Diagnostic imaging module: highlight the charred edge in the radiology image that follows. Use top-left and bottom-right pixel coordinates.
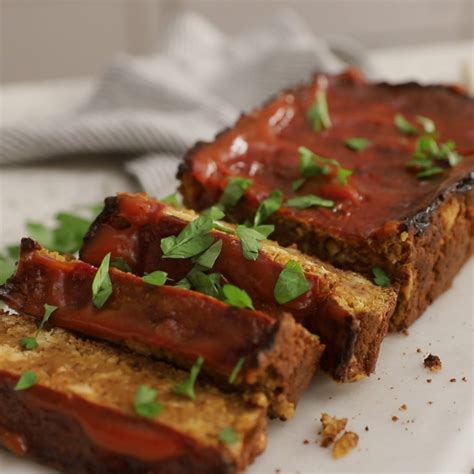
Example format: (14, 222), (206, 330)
(404, 171), (474, 235)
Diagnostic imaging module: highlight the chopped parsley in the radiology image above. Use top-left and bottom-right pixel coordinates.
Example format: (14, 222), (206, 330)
(110, 257), (132, 273)
(20, 303), (57, 350)
(254, 190), (283, 226)
(292, 146), (351, 190)
(416, 167), (444, 179)
(236, 226), (268, 261)
(345, 137), (370, 152)
(92, 253), (113, 309)
(394, 113), (418, 135)
(286, 195), (334, 210)
(218, 177), (252, 209)
(228, 357), (245, 385)
(416, 115), (436, 134)
(186, 269), (223, 299)
(223, 284), (254, 310)
(274, 261), (310, 305)
(372, 267), (391, 287)
(14, 371), (37, 391)
(0, 245), (19, 285)
(133, 384), (163, 418)
(306, 90), (332, 132)
(218, 426), (239, 445)
(161, 193), (180, 206)
(142, 271), (168, 286)
(193, 239), (223, 269)
(172, 356), (204, 400)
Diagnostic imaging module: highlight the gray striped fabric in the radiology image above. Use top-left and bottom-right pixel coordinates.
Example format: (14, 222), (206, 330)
(0, 10), (369, 195)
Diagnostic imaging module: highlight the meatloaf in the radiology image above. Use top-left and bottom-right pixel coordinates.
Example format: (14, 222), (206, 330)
(79, 193), (397, 382)
(0, 311), (267, 473)
(178, 68), (474, 330)
(0, 238), (323, 420)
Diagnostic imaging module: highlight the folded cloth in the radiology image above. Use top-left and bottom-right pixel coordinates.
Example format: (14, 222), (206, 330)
(0, 10), (370, 196)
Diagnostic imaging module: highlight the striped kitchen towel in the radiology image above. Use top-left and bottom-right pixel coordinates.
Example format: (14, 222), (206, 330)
(0, 10), (369, 196)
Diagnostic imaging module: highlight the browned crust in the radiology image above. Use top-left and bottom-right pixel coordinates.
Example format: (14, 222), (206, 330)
(0, 239), (323, 420)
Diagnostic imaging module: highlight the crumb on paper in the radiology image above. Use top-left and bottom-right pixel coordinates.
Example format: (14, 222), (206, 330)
(320, 413), (348, 447)
(450, 378), (456, 383)
(428, 401), (433, 405)
(416, 348), (422, 353)
(424, 354), (442, 372)
(303, 439), (309, 445)
(364, 426), (369, 431)
(392, 416), (399, 422)
(462, 377), (467, 382)
(402, 329), (409, 336)
(332, 431), (359, 459)
(426, 379), (432, 383)
(399, 404), (407, 411)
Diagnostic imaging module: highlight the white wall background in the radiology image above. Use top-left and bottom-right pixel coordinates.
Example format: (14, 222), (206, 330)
(1, 0), (473, 84)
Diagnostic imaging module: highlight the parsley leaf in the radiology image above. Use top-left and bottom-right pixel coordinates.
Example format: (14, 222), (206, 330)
(161, 193), (180, 206)
(228, 357), (245, 385)
(291, 177), (306, 191)
(172, 356), (204, 400)
(20, 303), (58, 350)
(202, 206), (226, 221)
(372, 267), (391, 287)
(110, 257), (132, 273)
(416, 167), (444, 179)
(236, 226), (267, 261)
(187, 269), (223, 299)
(223, 284), (254, 310)
(175, 278), (191, 289)
(394, 114), (418, 135)
(92, 253), (113, 308)
(219, 177), (252, 209)
(14, 371), (37, 391)
(134, 384), (163, 418)
(218, 426), (239, 445)
(345, 137), (370, 151)
(416, 115), (436, 134)
(274, 261), (310, 304)
(160, 215), (215, 259)
(143, 271), (168, 286)
(254, 191), (283, 226)
(337, 168), (353, 186)
(194, 240), (223, 269)
(306, 90), (332, 132)
(287, 195), (334, 209)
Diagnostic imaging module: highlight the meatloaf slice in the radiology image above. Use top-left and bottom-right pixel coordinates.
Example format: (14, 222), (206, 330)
(0, 238), (323, 420)
(79, 193), (396, 382)
(0, 311), (267, 473)
(178, 68), (474, 329)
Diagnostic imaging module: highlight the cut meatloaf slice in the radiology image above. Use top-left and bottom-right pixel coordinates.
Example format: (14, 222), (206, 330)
(0, 311), (267, 473)
(79, 193), (396, 382)
(178, 69), (474, 330)
(0, 238), (322, 420)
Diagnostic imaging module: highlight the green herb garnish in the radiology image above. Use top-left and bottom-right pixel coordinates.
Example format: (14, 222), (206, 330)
(202, 206), (226, 221)
(14, 371), (37, 391)
(92, 253), (113, 308)
(254, 190), (283, 226)
(416, 115), (436, 134)
(345, 137), (370, 151)
(274, 260), (310, 305)
(20, 303), (58, 350)
(337, 168), (353, 186)
(143, 271), (168, 286)
(187, 269), (223, 299)
(306, 90), (332, 132)
(236, 226), (268, 261)
(161, 193), (180, 206)
(394, 113), (418, 135)
(194, 240), (223, 269)
(172, 356), (204, 400)
(110, 257), (132, 273)
(372, 267), (391, 287)
(134, 384), (163, 418)
(160, 215), (215, 259)
(286, 195), (334, 210)
(218, 177), (252, 209)
(218, 426), (239, 445)
(228, 357), (245, 385)
(416, 167), (444, 179)
(0, 245), (20, 285)
(223, 284), (254, 310)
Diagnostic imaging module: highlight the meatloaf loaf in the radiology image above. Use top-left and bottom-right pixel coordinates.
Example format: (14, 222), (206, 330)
(79, 193), (397, 382)
(178, 68), (474, 330)
(0, 238), (323, 420)
(0, 311), (267, 473)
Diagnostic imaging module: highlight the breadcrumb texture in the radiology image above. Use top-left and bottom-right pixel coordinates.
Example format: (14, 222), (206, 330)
(0, 312), (267, 473)
(424, 354), (442, 372)
(332, 432), (359, 459)
(320, 413), (348, 448)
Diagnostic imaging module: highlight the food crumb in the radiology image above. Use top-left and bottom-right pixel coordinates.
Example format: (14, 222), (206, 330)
(332, 432), (359, 459)
(462, 377), (467, 382)
(391, 416), (399, 422)
(402, 329), (409, 336)
(428, 401), (433, 405)
(364, 426), (369, 431)
(426, 379), (432, 383)
(320, 413), (348, 447)
(424, 354), (442, 372)
(399, 404), (407, 411)
(450, 378), (456, 383)
(303, 439), (309, 445)
(416, 348), (422, 353)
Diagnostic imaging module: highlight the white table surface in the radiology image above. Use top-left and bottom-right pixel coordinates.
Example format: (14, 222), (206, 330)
(0, 42), (473, 473)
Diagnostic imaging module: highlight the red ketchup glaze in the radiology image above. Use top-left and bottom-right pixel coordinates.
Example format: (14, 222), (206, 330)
(187, 70), (474, 241)
(0, 425), (27, 456)
(80, 193), (333, 325)
(0, 243), (277, 376)
(0, 373), (203, 463)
